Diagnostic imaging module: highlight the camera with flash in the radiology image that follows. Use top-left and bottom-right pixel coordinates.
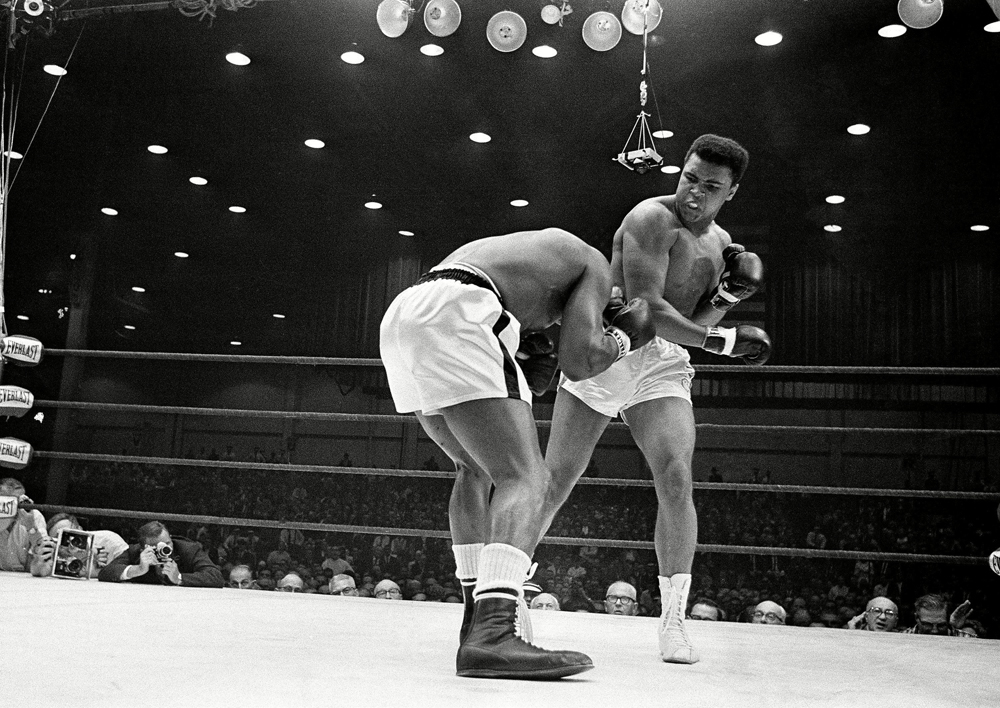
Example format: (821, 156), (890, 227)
(616, 147), (663, 174)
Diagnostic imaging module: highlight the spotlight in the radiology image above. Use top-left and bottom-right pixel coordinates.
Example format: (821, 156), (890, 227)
(486, 11), (527, 53)
(582, 12), (622, 51)
(424, 0), (461, 37)
(377, 0), (414, 38)
(621, 0), (662, 35)
(897, 0), (943, 29)
(23, 0), (44, 17)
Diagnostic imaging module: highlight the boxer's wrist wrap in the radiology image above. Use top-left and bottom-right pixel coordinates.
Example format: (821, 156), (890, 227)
(710, 286), (741, 310)
(605, 326), (631, 361)
(703, 326), (736, 356)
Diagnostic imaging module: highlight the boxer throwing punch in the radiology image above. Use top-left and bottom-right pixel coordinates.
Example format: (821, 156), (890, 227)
(379, 227), (656, 680)
(542, 134), (771, 664)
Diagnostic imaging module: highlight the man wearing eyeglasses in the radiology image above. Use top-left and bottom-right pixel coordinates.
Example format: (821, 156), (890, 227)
(750, 600), (786, 625)
(276, 572), (305, 592)
(604, 581), (640, 617)
(847, 596), (898, 632)
(373, 578), (403, 600)
(901, 593), (964, 636)
(329, 574), (360, 597)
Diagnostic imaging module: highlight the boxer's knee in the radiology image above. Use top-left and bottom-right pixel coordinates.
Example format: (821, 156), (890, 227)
(652, 459), (694, 501)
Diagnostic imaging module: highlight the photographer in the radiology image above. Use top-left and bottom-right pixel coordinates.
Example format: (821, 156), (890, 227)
(98, 520), (223, 588)
(42, 513), (129, 579)
(0, 477), (50, 576)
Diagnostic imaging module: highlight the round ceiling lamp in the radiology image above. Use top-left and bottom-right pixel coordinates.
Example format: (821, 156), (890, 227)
(424, 0), (461, 37)
(487, 11), (527, 52)
(541, 4), (562, 24)
(621, 0), (662, 36)
(582, 12), (622, 52)
(376, 0), (414, 38)
(897, 0), (943, 29)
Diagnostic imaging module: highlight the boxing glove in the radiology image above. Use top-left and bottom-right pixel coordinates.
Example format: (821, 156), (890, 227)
(515, 332), (560, 397)
(703, 325), (771, 365)
(603, 288), (656, 360)
(708, 245), (763, 312)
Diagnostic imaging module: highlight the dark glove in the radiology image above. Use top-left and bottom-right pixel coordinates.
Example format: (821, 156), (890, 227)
(515, 332), (559, 397)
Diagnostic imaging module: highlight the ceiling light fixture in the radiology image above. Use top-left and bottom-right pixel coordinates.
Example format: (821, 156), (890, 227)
(582, 11), (622, 51)
(341, 51), (365, 65)
(131, 286), (146, 293)
(652, 130), (673, 139)
(399, 230), (414, 236)
(897, 0), (943, 29)
(621, 0), (661, 35)
(986, 21), (1000, 33)
(660, 165), (680, 174)
(304, 139), (325, 149)
(101, 207), (118, 216)
(229, 206), (246, 213)
(124, 325), (136, 330)
(755, 31), (783, 46)
(541, 2), (573, 26)
(826, 195), (845, 204)
(377, 0), (414, 37)
(365, 201), (383, 209)
(847, 124), (871, 135)
(878, 24), (907, 38)
(510, 199), (529, 207)
(189, 176), (208, 185)
(16, 315), (28, 321)
(230, 341), (242, 346)
(487, 10), (528, 52)
(3, 150), (23, 159)
(824, 225), (842, 233)
(420, 44), (444, 56)
(469, 132), (491, 143)
(43, 65), (67, 76)
(147, 145), (168, 154)
(424, 0), (461, 37)
(532, 45), (558, 58)
(273, 313), (286, 319)
(174, 251), (189, 258)
(970, 225), (990, 232)
(225, 52), (250, 66)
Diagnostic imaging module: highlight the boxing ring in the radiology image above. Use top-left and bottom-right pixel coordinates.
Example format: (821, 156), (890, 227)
(4, 349), (1000, 707)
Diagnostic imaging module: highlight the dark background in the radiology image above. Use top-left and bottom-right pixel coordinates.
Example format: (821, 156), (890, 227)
(3, 0), (999, 364)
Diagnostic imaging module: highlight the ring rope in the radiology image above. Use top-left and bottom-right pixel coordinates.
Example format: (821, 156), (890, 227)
(25, 504), (985, 565)
(40, 350), (1000, 376)
(33, 451), (1000, 501)
(32, 400), (1000, 437)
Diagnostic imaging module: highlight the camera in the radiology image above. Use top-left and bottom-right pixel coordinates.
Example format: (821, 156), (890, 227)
(152, 542), (173, 563)
(55, 557), (83, 575)
(615, 147), (663, 174)
(51, 528), (94, 580)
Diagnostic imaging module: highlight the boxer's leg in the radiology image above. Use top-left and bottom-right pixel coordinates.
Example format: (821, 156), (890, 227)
(416, 412), (491, 644)
(624, 396), (700, 664)
(540, 387), (612, 543)
(438, 397), (593, 679)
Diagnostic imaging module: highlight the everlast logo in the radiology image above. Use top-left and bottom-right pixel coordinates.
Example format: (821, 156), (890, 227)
(0, 441), (29, 462)
(3, 339), (41, 361)
(0, 387), (31, 405)
(0, 495), (16, 518)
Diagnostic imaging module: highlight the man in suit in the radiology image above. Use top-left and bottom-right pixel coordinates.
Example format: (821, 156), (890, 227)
(98, 520), (223, 587)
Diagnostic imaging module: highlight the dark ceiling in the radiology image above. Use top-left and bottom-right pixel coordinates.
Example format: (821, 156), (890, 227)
(3, 0), (999, 356)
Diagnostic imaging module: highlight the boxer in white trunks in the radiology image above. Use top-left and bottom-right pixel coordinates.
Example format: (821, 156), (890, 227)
(541, 135), (772, 664)
(379, 226), (656, 679)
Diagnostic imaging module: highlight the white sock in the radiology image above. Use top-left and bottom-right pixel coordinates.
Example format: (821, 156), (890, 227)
(452, 543), (483, 585)
(659, 573), (692, 617)
(474, 543), (531, 601)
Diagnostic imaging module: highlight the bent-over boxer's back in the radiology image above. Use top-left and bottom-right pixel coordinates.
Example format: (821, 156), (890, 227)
(441, 228), (601, 331)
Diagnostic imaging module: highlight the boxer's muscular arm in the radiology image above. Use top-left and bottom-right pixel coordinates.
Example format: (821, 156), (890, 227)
(621, 205), (709, 347)
(558, 247), (624, 381)
(690, 229), (735, 327)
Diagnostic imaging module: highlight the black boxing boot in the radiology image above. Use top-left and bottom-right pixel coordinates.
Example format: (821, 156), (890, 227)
(459, 580), (476, 645)
(456, 596), (594, 679)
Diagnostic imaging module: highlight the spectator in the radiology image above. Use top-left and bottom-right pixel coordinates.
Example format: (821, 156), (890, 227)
(227, 564), (258, 590)
(523, 580), (543, 606)
(0, 478), (49, 575)
(848, 596), (899, 632)
(530, 593), (560, 611)
(337, 453), (353, 467)
(374, 578), (402, 600)
(751, 600), (787, 625)
(604, 581), (639, 617)
(276, 572), (304, 592)
(901, 594), (953, 635)
(329, 574), (359, 596)
(98, 520), (223, 587)
(955, 619), (986, 639)
(321, 547), (353, 576)
(45, 512), (129, 579)
(689, 598), (726, 622)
